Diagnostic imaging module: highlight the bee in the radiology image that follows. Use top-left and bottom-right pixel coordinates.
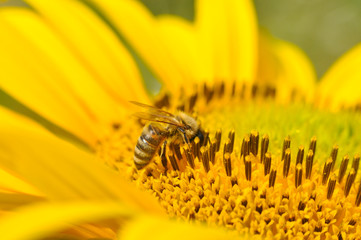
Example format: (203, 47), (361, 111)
(131, 101), (204, 170)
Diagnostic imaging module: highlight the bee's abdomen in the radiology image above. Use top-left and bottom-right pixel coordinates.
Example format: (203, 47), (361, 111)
(134, 124), (166, 170)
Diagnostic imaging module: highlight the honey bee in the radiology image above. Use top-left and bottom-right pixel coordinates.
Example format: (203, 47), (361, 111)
(131, 101), (204, 170)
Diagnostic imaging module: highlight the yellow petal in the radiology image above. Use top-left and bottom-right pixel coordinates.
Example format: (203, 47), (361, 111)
(257, 32), (316, 103)
(0, 8), (125, 146)
(195, 0), (258, 82)
(64, 223), (117, 239)
(120, 215), (254, 240)
(156, 15), (201, 88)
(0, 192), (43, 211)
(25, 0), (150, 105)
(0, 107), (164, 215)
(0, 167), (42, 196)
(317, 42), (361, 110)
(93, 0), (185, 94)
(0, 201), (135, 240)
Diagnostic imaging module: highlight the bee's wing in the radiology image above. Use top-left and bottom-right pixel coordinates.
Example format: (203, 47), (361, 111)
(130, 101), (174, 117)
(133, 112), (184, 127)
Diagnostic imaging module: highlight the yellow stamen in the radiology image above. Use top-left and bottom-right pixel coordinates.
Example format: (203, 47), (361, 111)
(97, 82), (361, 238)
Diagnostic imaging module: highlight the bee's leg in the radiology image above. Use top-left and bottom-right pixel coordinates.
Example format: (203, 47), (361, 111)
(178, 128), (190, 144)
(159, 140), (167, 157)
(160, 141), (168, 169)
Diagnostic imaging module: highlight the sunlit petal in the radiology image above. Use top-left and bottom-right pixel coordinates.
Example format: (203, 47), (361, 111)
(0, 193), (44, 211)
(317, 42), (361, 110)
(25, 0), (150, 105)
(157, 15), (202, 87)
(257, 32), (316, 102)
(92, 0), (185, 94)
(120, 215), (253, 240)
(0, 8), (125, 146)
(0, 167), (42, 196)
(195, 0), (258, 82)
(0, 201), (134, 240)
(0, 107), (164, 215)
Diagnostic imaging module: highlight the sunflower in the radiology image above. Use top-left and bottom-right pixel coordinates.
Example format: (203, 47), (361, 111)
(0, 0), (361, 239)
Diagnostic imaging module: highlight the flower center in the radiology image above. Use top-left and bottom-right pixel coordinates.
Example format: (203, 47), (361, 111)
(96, 82), (361, 238)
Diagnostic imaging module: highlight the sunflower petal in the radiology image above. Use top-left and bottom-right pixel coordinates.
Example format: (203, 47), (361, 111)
(317, 42), (361, 110)
(25, 0), (150, 105)
(0, 8), (125, 146)
(0, 192), (44, 210)
(0, 201), (135, 240)
(120, 215), (254, 240)
(92, 0), (185, 93)
(257, 32), (316, 103)
(0, 167), (43, 196)
(0, 107), (164, 215)
(195, 0), (258, 82)
(156, 15), (201, 87)
(63, 223), (117, 239)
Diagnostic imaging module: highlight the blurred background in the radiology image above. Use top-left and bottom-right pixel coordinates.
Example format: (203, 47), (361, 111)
(140, 0), (361, 79)
(1, 0), (361, 78)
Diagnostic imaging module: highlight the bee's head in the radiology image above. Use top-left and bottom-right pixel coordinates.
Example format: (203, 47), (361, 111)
(191, 128), (205, 145)
(177, 112), (205, 144)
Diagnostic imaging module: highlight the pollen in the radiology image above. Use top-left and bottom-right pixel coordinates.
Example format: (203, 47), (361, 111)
(137, 132), (361, 239)
(96, 82), (361, 239)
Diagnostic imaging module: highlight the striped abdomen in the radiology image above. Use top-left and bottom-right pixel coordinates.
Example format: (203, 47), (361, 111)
(134, 124), (167, 169)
